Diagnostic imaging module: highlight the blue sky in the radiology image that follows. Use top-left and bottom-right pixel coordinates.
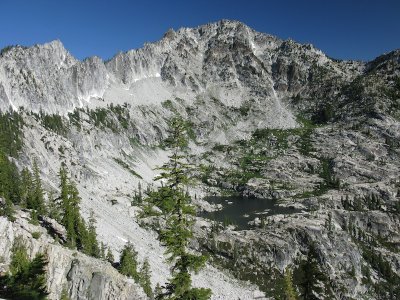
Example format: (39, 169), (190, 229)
(1, 0), (399, 61)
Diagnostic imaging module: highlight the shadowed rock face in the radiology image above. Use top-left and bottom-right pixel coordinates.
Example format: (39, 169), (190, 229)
(0, 20), (399, 300)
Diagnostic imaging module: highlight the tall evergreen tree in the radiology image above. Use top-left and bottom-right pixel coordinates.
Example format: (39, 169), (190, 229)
(47, 191), (61, 223)
(299, 244), (327, 300)
(275, 267), (298, 300)
(139, 258), (153, 299)
(148, 116), (211, 300)
(0, 196), (15, 220)
(0, 111), (23, 219)
(283, 268), (298, 300)
(58, 166), (99, 256)
(20, 167), (34, 207)
(32, 159), (46, 215)
(119, 242), (139, 281)
(60, 176), (80, 248)
(0, 150), (20, 219)
(83, 210), (100, 258)
(106, 247), (115, 264)
(0, 111), (24, 158)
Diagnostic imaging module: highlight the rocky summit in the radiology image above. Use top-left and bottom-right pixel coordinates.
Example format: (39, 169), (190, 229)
(0, 20), (399, 299)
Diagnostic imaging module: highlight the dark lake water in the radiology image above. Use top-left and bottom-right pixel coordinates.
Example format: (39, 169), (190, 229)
(199, 195), (299, 230)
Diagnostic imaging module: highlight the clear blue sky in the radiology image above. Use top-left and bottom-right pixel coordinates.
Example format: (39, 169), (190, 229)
(1, 0), (399, 61)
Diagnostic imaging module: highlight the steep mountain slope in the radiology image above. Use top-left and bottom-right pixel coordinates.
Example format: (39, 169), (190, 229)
(0, 20), (399, 299)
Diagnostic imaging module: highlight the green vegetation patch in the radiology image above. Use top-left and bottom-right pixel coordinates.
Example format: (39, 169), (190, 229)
(0, 111), (24, 157)
(113, 158), (143, 179)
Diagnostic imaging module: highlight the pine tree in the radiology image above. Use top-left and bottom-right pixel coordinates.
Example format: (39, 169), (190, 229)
(83, 210), (100, 257)
(106, 247), (115, 264)
(155, 283), (163, 297)
(61, 178), (80, 248)
(9, 236), (30, 275)
(0, 150), (20, 220)
(132, 182), (143, 205)
(0, 237), (49, 300)
(139, 258), (153, 299)
(148, 116), (211, 300)
(32, 159), (46, 215)
(283, 268), (298, 300)
(58, 166), (99, 256)
(299, 244), (327, 300)
(59, 166), (69, 210)
(100, 242), (106, 259)
(0, 196), (15, 221)
(119, 242), (139, 281)
(20, 167), (34, 207)
(275, 267), (298, 300)
(47, 191), (61, 222)
(0, 111), (24, 158)
(0, 112), (25, 220)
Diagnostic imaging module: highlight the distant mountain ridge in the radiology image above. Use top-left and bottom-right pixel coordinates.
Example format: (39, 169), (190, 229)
(0, 20), (369, 118)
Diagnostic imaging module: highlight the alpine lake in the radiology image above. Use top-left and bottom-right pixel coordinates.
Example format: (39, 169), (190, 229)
(199, 195), (301, 230)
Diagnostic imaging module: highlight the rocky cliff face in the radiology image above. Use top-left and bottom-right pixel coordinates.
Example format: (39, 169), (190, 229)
(0, 20), (399, 299)
(0, 211), (146, 300)
(1, 20), (353, 123)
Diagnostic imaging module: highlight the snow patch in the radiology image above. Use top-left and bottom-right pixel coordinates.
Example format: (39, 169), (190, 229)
(250, 41), (256, 51)
(117, 236), (128, 243)
(77, 88), (105, 105)
(132, 72), (161, 83)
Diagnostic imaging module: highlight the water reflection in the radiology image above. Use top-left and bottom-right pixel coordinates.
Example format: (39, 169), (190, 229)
(199, 195), (299, 230)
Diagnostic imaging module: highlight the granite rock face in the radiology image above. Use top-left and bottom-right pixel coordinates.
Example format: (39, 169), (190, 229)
(0, 212), (146, 300)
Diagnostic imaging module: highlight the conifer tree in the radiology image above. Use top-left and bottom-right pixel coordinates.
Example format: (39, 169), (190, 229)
(119, 242), (139, 281)
(299, 244), (327, 300)
(32, 159), (46, 215)
(0, 196), (15, 221)
(106, 247), (115, 264)
(20, 167), (34, 207)
(155, 283), (163, 297)
(58, 166), (99, 256)
(275, 267), (298, 300)
(0, 150), (20, 220)
(24, 159), (47, 223)
(0, 237), (49, 300)
(9, 236), (30, 275)
(0, 111), (24, 220)
(139, 258), (153, 299)
(148, 116), (211, 300)
(283, 268), (298, 300)
(83, 210), (100, 258)
(47, 191), (61, 222)
(100, 242), (106, 259)
(60, 177), (80, 248)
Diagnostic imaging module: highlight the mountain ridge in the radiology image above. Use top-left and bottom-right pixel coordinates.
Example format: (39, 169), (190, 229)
(0, 19), (368, 117)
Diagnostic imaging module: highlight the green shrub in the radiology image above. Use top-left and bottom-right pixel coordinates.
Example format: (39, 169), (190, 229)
(32, 232), (41, 239)
(0, 237), (49, 299)
(0, 111), (24, 157)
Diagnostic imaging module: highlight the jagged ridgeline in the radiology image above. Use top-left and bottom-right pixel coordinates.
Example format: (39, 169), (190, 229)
(0, 20), (399, 299)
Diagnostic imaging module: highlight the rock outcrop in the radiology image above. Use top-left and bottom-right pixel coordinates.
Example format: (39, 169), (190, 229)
(0, 211), (147, 300)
